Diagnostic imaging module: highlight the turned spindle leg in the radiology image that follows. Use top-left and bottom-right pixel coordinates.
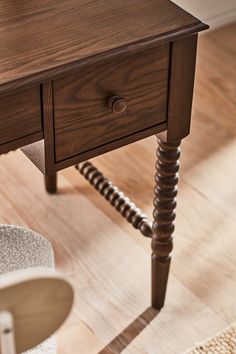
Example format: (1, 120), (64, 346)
(45, 173), (57, 194)
(151, 137), (181, 309)
(76, 162), (153, 238)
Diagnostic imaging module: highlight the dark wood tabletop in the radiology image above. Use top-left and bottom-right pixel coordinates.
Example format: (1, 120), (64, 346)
(0, 0), (207, 94)
(0, 0), (208, 312)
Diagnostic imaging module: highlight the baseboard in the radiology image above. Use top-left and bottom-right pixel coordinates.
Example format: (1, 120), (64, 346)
(173, 0), (236, 30)
(206, 9), (236, 29)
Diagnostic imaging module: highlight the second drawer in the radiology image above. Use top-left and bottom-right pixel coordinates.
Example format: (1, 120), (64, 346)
(53, 45), (170, 162)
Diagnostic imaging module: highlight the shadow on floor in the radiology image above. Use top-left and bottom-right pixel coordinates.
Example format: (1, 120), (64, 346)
(98, 307), (159, 354)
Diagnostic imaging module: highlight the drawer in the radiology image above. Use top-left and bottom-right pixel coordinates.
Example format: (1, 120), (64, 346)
(54, 45), (170, 162)
(0, 86), (42, 146)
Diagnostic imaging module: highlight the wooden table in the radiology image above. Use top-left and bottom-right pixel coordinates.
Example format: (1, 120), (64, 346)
(0, 0), (208, 310)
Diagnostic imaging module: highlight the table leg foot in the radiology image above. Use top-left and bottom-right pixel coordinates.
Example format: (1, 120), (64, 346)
(151, 137), (181, 310)
(45, 173), (57, 194)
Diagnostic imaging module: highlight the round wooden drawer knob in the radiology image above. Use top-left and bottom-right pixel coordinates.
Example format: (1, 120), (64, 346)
(109, 95), (127, 114)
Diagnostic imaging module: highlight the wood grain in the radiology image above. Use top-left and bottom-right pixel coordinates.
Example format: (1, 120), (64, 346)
(54, 123), (167, 171)
(21, 123), (167, 174)
(21, 82), (55, 175)
(0, 23), (231, 354)
(165, 34), (198, 141)
(0, 146), (229, 354)
(0, 0), (207, 94)
(0, 131), (43, 156)
(42, 82), (56, 173)
(0, 86), (42, 146)
(54, 46), (169, 161)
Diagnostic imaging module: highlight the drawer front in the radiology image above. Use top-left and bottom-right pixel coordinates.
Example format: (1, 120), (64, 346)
(54, 45), (170, 162)
(0, 86), (42, 145)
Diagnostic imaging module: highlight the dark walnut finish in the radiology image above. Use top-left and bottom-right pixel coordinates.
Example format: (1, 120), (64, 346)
(0, 0), (208, 311)
(152, 138), (181, 309)
(0, 86), (42, 154)
(108, 96), (128, 115)
(0, 0), (206, 93)
(45, 174), (57, 194)
(166, 35), (198, 141)
(77, 162), (153, 238)
(53, 45), (169, 162)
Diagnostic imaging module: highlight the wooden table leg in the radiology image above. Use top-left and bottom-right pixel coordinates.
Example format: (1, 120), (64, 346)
(151, 137), (181, 309)
(45, 173), (57, 194)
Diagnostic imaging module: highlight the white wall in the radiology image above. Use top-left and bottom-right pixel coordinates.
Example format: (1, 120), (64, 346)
(173, 0), (236, 29)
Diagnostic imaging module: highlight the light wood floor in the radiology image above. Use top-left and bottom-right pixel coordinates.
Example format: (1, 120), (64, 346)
(0, 23), (235, 354)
